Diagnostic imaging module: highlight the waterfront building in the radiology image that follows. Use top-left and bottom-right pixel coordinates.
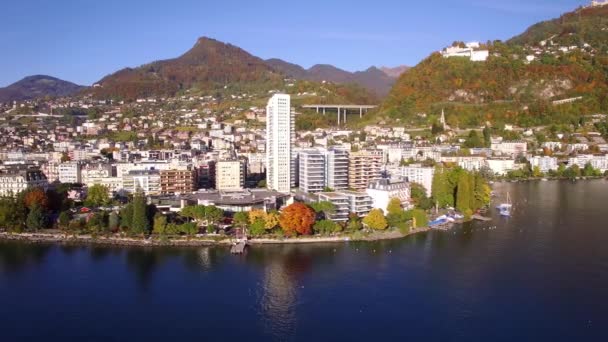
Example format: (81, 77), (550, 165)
(401, 165), (434, 197)
(0, 167), (48, 197)
(266, 94), (294, 193)
(568, 155), (608, 172)
(486, 158), (516, 176)
(318, 190), (373, 221)
(529, 156), (559, 173)
(215, 159), (245, 191)
(348, 149), (383, 191)
(186, 189), (291, 213)
(366, 179), (411, 213)
(298, 147), (349, 194)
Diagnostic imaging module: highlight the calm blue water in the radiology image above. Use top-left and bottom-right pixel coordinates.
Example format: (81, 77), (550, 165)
(1, 180), (608, 341)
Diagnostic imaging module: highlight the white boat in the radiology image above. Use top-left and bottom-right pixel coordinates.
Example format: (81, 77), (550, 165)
(497, 192), (512, 217)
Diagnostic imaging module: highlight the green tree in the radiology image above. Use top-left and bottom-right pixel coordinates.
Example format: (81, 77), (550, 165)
(346, 213), (363, 231)
(363, 209), (388, 230)
(85, 184), (110, 207)
(108, 212), (120, 231)
(313, 219), (340, 235)
(120, 203), (134, 230)
(233, 212), (249, 229)
(456, 172), (471, 213)
(152, 213), (168, 235)
(386, 198), (402, 216)
(57, 211), (71, 230)
(410, 183), (433, 210)
(130, 192), (149, 235)
(26, 204), (46, 231)
(310, 201), (337, 219)
(249, 219), (266, 237)
(411, 209), (428, 228)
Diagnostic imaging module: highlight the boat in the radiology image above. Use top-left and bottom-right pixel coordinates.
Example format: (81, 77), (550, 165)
(496, 192), (512, 217)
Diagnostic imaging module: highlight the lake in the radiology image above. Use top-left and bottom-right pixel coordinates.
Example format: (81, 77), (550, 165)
(1, 180), (608, 341)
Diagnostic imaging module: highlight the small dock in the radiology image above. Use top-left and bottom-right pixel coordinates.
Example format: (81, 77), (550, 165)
(230, 241), (247, 254)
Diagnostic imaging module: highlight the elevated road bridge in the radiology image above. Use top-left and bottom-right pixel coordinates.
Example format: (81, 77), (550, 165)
(302, 104), (377, 125)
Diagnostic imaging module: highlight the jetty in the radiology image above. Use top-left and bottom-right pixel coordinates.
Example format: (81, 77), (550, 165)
(230, 241), (247, 254)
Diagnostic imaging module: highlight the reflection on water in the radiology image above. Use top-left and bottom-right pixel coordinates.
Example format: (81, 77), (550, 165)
(1, 180), (608, 341)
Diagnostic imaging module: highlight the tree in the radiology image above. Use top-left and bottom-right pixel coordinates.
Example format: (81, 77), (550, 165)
(313, 219), (340, 235)
(363, 209), (388, 230)
(456, 172), (471, 213)
(410, 183), (433, 210)
(482, 126), (491, 147)
(58, 211), (71, 230)
(248, 209), (266, 225)
(233, 212), (249, 229)
(130, 192), (149, 235)
(181, 205), (206, 223)
(108, 211), (120, 232)
(279, 202), (316, 236)
(120, 203), (134, 230)
(180, 222), (199, 236)
(85, 184), (110, 207)
(22, 187), (49, 209)
(26, 204), (46, 231)
(264, 211), (280, 230)
(411, 209), (429, 228)
(0, 197), (27, 232)
(432, 167), (454, 208)
(87, 212), (108, 233)
(249, 219), (266, 237)
(344, 213), (361, 231)
(152, 213), (168, 235)
(310, 201), (336, 219)
(464, 130), (483, 148)
(204, 206), (224, 226)
(386, 198), (402, 216)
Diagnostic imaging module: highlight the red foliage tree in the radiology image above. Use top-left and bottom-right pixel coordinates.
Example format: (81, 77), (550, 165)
(279, 203), (316, 236)
(23, 187), (49, 209)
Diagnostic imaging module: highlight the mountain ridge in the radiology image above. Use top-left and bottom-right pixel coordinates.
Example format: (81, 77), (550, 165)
(0, 75), (85, 103)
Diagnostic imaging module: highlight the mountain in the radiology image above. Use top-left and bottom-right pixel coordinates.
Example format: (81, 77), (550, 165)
(0, 75), (84, 103)
(379, 66), (410, 78)
(380, 5), (608, 127)
(92, 37), (283, 100)
(265, 59), (400, 96)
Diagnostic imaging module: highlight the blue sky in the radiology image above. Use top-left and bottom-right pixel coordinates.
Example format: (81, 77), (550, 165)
(0, 0), (586, 86)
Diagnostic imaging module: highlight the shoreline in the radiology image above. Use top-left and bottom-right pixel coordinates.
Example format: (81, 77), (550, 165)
(0, 227), (431, 248)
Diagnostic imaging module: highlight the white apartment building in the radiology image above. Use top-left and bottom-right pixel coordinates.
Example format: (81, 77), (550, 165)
(266, 94), (294, 193)
(122, 170), (161, 195)
(568, 155), (608, 172)
(298, 148), (349, 194)
(486, 159), (516, 176)
(318, 190), (373, 222)
(401, 165), (435, 197)
(0, 168), (49, 197)
(529, 156), (559, 173)
(215, 159), (245, 191)
(366, 179), (411, 214)
(491, 141), (528, 157)
(58, 162), (82, 184)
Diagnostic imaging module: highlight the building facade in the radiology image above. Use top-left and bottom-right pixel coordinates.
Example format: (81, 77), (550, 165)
(0, 168), (48, 197)
(266, 94), (294, 193)
(401, 165), (435, 197)
(366, 179), (411, 213)
(348, 150), (383, 191)
(160, 169), (198, 194)
(215, 160), (245, 191)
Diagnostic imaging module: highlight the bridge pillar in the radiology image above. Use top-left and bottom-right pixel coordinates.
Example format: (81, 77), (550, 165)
(337, 107), (341, 125)
(323, 108), (326, 115)
(360, 107), (362, 118)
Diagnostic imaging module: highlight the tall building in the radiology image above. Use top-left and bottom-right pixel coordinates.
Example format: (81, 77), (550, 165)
(348, 150), (383, 191)
(298, 148), (349, 194)
(215, 159), (246, 191)
(58, 161), (81, 184)
(122, 170), (161, 195)
(366, 179), (411, 213)
(266, 94), (294, 193)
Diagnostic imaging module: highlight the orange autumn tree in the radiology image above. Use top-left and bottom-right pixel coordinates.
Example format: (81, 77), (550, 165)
(279, 202), (316, 236)
(23, 187), (49, 209)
